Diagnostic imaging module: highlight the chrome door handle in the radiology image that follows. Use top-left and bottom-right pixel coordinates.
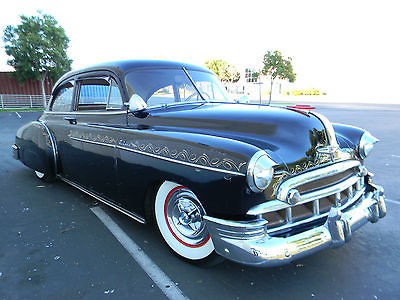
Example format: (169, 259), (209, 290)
(64, 116), (77, 125)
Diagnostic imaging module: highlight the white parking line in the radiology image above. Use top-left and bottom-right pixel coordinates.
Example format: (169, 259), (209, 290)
(90, 206), (189, 300)
(15, 112), (21, 118)
(386, 198), (399, 205)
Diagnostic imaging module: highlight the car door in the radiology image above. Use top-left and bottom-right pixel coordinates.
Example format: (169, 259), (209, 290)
(46, 74), (126, 201)
(66, 75), (126, 200)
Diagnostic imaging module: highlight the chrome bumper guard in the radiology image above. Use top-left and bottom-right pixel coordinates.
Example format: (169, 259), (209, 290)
(204, 184), (386, 267)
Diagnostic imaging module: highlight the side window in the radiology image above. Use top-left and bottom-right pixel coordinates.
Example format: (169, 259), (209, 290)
(107, 80), (123, 110)
(178, 83), (197, 101)
(77, 78), (123, 111)
(147, 85), (175, 107)
(51, 82), (74, 112)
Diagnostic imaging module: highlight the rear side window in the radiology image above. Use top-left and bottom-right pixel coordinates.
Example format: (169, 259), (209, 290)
(51, 82), (74, 112)
(77, 78), (123, 111)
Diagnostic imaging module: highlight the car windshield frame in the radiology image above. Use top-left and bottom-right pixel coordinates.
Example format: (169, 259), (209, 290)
(124, 67), (232, 109)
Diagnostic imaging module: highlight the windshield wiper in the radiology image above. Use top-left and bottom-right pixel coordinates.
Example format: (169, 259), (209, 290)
(182, 66), (206, 101)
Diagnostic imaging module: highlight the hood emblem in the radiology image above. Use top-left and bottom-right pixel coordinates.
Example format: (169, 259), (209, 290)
(316, 145), (338, 162)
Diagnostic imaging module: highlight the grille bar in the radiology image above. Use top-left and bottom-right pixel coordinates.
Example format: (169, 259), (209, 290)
(277, 160), (360, 202)
(265, 179), (365, 234)
(247, 175), (362, 216)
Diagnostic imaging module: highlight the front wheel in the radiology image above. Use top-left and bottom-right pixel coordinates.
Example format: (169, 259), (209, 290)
(154, 181), (220, 264)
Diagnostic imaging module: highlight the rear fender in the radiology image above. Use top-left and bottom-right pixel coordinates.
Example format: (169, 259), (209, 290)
(15, 121), (58, 176)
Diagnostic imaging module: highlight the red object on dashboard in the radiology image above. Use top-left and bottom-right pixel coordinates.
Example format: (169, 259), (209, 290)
(287, 104), (315, 110)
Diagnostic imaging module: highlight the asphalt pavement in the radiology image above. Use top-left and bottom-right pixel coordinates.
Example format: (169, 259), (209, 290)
(0, 107), (399, 300)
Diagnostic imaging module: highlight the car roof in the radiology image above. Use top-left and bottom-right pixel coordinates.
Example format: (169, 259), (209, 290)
(54, 59), (213, 88)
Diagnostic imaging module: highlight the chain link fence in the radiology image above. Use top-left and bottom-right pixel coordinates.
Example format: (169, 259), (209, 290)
(0, 94), (50, 109)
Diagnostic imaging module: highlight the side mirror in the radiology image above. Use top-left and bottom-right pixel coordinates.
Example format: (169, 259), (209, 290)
(125, 94), (147, 113)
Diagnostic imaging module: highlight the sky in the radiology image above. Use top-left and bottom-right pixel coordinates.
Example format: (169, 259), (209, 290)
(0, 0), (399, 102)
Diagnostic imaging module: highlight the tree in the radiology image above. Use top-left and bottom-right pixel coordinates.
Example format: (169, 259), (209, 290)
(205, 59), (240, 83)
(3, 12), (72, 107)
(261, 50), (296, 104)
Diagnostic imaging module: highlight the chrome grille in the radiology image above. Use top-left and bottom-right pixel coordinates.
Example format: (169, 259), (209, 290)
(264, 177), (365, 235)
(247, 160), (366, 236)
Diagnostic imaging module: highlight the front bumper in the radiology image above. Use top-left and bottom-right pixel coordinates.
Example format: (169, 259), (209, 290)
(204, 184), (386, 267)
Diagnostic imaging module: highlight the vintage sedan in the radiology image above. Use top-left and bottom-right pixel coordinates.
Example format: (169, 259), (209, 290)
(12, 60), (386, 267)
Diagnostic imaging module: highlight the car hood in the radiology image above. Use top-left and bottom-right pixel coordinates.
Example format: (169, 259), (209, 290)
(144, 103), (333, 173)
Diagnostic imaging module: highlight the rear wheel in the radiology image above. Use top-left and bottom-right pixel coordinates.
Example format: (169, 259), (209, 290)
(154, 181), (222, 264)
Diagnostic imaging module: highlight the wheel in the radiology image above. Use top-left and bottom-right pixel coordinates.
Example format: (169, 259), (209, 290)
(34, 170), (55, 182)
(154, 181), (221, 264)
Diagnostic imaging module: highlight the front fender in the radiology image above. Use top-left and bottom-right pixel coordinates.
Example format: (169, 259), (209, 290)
(15, 121), (58, 176)
(333, 123), (365, 152)
(116, 128), (264, 217)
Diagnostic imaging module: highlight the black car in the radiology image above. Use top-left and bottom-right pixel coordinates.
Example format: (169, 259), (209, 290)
(12, 60), (386, 267)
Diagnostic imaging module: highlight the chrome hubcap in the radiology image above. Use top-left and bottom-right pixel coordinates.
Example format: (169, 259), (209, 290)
(166, 189), (208, 242)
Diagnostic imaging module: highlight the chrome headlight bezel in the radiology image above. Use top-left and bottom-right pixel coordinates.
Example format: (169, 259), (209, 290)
(358, 131), (379, 159)
(247, 151), (277, 193)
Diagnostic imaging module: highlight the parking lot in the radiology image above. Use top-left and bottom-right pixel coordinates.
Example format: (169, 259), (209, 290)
(1, 105), (399, 299)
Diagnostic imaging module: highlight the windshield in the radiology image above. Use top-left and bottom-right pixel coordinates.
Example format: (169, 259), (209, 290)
(125, 68), (231, 108)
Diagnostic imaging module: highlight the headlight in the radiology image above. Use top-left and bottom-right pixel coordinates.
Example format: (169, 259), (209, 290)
(359, 131), (379, 159)
(247, 151), (277, 193)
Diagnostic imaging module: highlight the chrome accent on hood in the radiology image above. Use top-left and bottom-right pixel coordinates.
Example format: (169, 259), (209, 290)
(310, 111), (338, 147)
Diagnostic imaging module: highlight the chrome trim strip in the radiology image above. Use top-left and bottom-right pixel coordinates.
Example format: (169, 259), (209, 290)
(70, 136), (116, 148)
(277, 160), (360, 202)
(298, 175), (360, 203)
(310, 111), (338, 147)
(59, 176), (146, 224)
(117, 145), (245, 176)
(44, 110), (126, 116)
(247, 199), (290, 215)
(34, 120), (59, 174)
(69, 135), (245, 176)
(203, 216), (267, 240)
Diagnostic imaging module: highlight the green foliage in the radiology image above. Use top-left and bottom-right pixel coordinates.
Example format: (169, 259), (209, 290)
(262, 50), (296, 103)
(262, 50), (296, 82)
(3, 12), (72, 83)
(205, 59), (240, 83)
(291, 89), (322, 96)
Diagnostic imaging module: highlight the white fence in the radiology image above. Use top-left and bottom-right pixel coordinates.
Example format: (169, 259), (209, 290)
(0, 94), (50, 109)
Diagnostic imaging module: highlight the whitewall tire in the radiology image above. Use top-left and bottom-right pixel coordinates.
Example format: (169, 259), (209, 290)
(154, 181), (215, 261)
